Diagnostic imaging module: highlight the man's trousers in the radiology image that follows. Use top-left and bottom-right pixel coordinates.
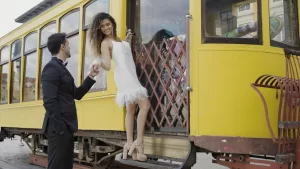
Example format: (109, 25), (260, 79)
(46, 127), (74, 169)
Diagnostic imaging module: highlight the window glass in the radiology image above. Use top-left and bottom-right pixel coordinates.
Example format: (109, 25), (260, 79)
(60, 10), (80, 34)
(39, 48), (52, 99)
(11, 39), (22, 59)
(66, 35), (79, 85)
(134, 0), (189, 44)
(0, 46), (9, 63)
(11, 58), (22, 103)
(83, 34), (107, 92)
(84, 0), (110, 27)
(0, 64), (8, 104)
(25, 32), (37, 52)
(41, 22), (56, 46)
(24, 52), (37, 102)
(269, 0), (299, 47)
(204, 0), (258, 38)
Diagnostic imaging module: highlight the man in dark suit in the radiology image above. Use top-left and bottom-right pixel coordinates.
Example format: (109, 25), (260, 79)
(41, 33), (99, 169)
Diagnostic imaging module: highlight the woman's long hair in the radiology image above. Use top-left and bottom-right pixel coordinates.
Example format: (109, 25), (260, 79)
(88, 12), (117, 56)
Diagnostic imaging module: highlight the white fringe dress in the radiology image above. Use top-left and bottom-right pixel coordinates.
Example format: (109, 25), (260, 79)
(94, 40), (148, 107)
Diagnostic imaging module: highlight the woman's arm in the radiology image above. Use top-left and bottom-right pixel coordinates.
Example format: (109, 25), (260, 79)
(124, 29), (133, 44)
(100, 40), (111, 71)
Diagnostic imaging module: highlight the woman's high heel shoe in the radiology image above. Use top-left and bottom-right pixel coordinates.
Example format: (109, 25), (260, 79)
(123, 143), (137, 160)
(128, 140), (147, 162)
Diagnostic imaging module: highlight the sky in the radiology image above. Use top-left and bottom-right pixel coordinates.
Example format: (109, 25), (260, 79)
(0, 0), (43, 38)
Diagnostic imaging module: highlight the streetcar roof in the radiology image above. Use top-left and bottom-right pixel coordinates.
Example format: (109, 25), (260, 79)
(15, 0), (62, 23)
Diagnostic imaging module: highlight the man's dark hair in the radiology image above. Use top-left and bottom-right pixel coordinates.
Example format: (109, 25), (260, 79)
(47, 33), (67, 55)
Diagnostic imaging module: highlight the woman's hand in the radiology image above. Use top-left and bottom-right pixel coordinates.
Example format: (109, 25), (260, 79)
(124, 29), (133, 43)
(89, 64), (100, 79)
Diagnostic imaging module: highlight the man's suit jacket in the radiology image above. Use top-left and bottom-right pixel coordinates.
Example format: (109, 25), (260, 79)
(41, 57), (95, 135)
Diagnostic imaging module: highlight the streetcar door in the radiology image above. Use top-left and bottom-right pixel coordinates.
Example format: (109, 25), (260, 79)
(126, 0), (190, 134)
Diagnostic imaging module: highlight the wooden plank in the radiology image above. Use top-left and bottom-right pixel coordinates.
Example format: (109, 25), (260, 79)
(28, 154), (92, 169)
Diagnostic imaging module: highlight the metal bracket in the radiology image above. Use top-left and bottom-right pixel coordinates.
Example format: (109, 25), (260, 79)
(186, 13), (192, 20)
(186, 86), (193, 92)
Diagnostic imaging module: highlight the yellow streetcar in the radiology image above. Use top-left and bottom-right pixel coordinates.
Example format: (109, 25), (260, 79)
(0, 0), (299, 168)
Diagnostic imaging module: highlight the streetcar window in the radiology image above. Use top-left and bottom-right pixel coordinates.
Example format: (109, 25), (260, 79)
(0, 46), (9, 63)
(83, 0), (109, 92)
(0, 64), (8, 104)
(39, 48), (52, 100)
(269, 0), (299, 48)
(11, 39), (22, 59)
(202, 0), (262, 44)
(84, 0), (110, 28)
(39, 21), (56, 99)
(24, 32), (37, 53)
(24, 32), (37, 102)
(66, 35), (79, 85)
(60, 9), (80, 34)
(40, 22), (56, 46)
(83, 34), (107, 92)
(23, 52), (37, 102)
(133, 0), (189, 44)
(11, 58), (22, 103)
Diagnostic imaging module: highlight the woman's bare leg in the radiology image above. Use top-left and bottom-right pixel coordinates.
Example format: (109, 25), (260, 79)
(128, 97), (150, 161)
(123, 103), (137, 159)
(126, 103), (137, 145)
(136, 98), (150, 145)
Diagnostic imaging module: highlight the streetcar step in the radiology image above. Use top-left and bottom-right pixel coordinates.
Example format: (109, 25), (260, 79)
(115, 153), (182, 169)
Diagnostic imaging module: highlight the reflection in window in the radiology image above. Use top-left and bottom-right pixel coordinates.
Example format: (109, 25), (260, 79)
(39, 48), (52, 99)
(41, 22), (56, 46)
(83, 34), (107, 92)
(0, 46), (9, 62)
(25, 32), (37, 52)
(11, 40), (22, 59)
(0, 64), (8, 104)
(60, 10), (80, 34)
(239, 3), (250, 12)
(11, 58), (22, 103)
(134, 0), (188, 44)
(84, 0), (109, 27)
(269, 0), (299, 47)
(66, 35), (79, 85)
(24, 52), (37, 102)
(204, 0), (258, 38)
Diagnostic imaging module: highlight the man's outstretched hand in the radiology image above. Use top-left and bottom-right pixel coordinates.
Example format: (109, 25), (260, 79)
(89, 64), (100, 79)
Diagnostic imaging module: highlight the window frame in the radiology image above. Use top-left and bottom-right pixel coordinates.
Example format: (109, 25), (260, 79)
(0, 46), (9, 64)
(10, 56), (22, 104)
(40, 21), (57, 48)
(24, 31), (38, 56)
(59, 8), (80, 37)
(0, 45), (9, 104)
(82, 0), (109, 91)
(23, 51), (37, 102)
(0, 62), (9, 104)
(270, 0), (300, 49)
(58, 8), (81, 85)
(11, 39), (22, 61)
(38, 21), (56, 100)
(83, 0), (110, 30)
(38, 47), (52, 100)
(201, 0), (263, 45)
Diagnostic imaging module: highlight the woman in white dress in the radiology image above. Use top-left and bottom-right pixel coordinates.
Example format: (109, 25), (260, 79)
(88, 12), (150, 162)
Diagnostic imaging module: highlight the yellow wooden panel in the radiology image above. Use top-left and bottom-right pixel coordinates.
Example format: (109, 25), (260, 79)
(0, 96), (125, 131)
(196, 45), (284, 138)
(189, 0), (201, 136)
(77, 96), (125, 131)
(0, 102), (45, 128)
